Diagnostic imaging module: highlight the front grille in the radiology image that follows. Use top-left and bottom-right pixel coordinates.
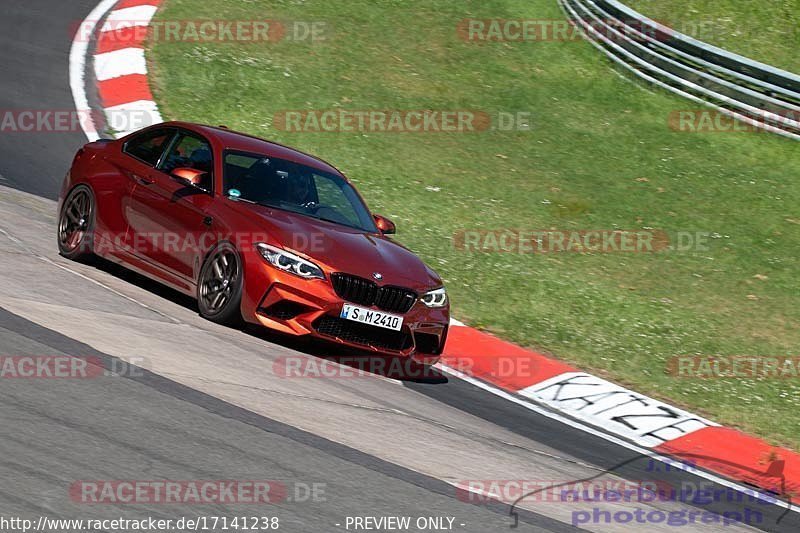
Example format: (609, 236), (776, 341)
(313, 316), (413, 352)
(331, 273), (417, 313)
(331, 273), (377, 307)
(375, 286), (417, 313)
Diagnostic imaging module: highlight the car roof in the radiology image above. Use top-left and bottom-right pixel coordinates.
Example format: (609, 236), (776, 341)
(158, 121), (343, 176)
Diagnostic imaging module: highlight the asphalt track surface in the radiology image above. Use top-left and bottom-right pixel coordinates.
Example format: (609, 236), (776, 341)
(0, 1), (797, 532)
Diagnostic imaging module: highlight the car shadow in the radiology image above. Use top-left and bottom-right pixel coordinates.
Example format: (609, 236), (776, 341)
(243, 324), (449, 385)
(88, 256), (448, 385)
(90, 256), (198, 311)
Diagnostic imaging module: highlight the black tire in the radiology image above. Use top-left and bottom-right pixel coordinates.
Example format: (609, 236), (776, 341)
(197, 242), (244, 326)
(57, 184), (95, 261)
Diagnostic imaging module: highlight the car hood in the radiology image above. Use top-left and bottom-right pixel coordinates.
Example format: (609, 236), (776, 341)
(247, 206), (442, 291)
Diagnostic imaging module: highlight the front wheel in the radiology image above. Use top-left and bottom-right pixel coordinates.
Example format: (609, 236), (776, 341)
(197, 242), (243, 325)
(57, 184), (95, 261)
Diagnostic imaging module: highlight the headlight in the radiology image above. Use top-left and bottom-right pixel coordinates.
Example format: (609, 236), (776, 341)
(256, 243), (324, 280)
(421, 287), (447, 307)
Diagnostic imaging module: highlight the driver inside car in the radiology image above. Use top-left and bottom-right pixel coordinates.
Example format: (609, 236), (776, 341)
(286, 173), (315, 207)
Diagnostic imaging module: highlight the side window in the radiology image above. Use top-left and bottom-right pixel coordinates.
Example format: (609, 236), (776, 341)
(123, 128), (174, 166)
(223, 153), (282, 203)
(160, 133), (214, 192)
(223, 153), (259, 197)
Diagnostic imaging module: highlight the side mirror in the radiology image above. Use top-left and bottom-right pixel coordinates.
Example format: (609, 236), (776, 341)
(373, 214), (396, 235)
(171, 167), (206, 187)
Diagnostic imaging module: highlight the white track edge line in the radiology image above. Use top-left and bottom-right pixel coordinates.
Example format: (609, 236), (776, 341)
(437, 364), (798, 513)
(69, 0), (122, 142)
(0, 226), (180, 324)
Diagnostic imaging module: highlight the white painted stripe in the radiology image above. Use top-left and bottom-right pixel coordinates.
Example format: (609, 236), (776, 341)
(518, 372), (717, 448)
(100, 5), (159, 32)
(105, 99), (163, 138)
(437, 364), (799, 513)
(69, 0), (121, 142)
(104, 98), (162, 114)
(94, 48), (148, 81)
(445, 316), (718, 445)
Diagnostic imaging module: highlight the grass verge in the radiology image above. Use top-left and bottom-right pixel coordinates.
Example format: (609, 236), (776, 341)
(626, 0), (799, 73)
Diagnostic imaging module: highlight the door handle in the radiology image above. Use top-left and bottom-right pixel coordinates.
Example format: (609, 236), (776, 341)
(203, 216), (213, 227)
(133, 174), (154, 185)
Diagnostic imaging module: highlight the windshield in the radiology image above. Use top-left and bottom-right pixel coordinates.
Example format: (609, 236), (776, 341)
(223, 150), (378, 232)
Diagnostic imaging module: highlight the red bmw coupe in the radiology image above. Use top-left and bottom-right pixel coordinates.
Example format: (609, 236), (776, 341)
(58, 122), (449, 363)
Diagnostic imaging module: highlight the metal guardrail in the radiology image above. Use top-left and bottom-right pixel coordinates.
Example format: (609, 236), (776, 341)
(560, 0), (800, 140)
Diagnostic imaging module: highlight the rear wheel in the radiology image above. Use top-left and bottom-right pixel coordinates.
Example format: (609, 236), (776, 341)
(57, 185), (95, 261)
(197, 242), (243, 325)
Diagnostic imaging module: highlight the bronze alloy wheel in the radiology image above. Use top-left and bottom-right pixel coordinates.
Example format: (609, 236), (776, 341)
(58, 185), (94, 260)
(198, 242), (243, 325)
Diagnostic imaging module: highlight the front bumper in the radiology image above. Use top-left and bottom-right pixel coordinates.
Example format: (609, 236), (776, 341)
(241, 261), (448, 363)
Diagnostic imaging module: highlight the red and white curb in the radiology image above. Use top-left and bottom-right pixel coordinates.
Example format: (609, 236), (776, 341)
(70, 0), (163, 141)
(71, 0), (800, 506)
(441, 324), (800, 497)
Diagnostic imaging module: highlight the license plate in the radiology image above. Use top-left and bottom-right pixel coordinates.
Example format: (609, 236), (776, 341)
(340, 304), (404, 331)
